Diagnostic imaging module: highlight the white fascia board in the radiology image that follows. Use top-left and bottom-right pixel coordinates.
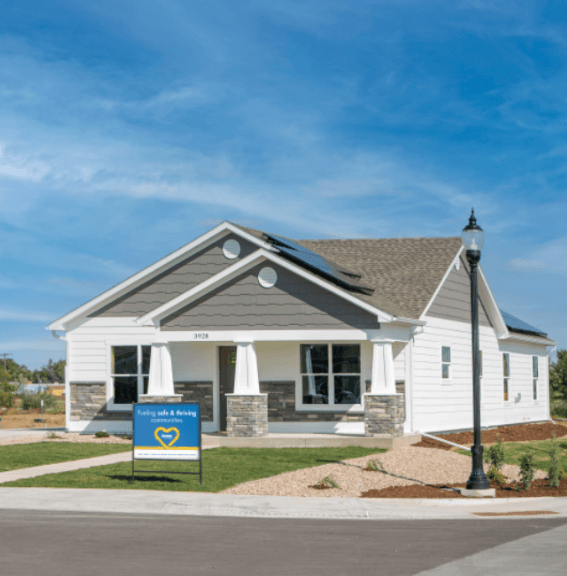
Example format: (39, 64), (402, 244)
(419, 246), (464, 321)
(139, 248), (393, 326)
(477, 266), (509, 339)
(48, 222), (276, 331)
(501, 332), (556, 346)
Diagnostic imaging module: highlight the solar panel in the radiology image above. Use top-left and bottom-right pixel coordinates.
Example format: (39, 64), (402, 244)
(500, 310), (547, 337)
(264, 233), (373, 294)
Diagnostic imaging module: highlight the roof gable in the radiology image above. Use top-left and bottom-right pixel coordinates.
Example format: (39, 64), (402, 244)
(160, 260), (380, 331)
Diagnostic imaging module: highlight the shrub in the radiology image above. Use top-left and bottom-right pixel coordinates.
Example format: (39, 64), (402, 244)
(19, 391), (57, 411)
(0, 381), (17, 408)
(95, 431), (109, 438)
(484, 435), (505, 471)
(365, 459), (386, 472)
(551, 400), (567, 419)
(486, 465), (506, 486)
(519, 453), (535, 490)
(547, 433), (567, 488)
(314, 475), (340, 489)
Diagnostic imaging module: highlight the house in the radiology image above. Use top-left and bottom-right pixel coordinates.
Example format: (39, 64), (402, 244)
(48, 221), (556, 437)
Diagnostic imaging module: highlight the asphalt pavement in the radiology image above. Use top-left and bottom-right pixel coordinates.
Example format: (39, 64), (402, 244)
(0, 509), (565, 576)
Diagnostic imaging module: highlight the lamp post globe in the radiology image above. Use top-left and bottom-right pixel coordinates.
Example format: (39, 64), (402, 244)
(462, 208), (491, 491)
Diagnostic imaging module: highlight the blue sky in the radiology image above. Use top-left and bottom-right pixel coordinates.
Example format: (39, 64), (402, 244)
(1, 0), (567, 369)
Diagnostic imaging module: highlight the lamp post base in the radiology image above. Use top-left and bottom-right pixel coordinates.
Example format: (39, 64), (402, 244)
(458, 487), (495, 498)
(466, 444), (491, 490)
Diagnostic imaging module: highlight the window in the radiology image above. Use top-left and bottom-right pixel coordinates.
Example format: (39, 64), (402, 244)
(111, 345), (151, 405)
(503, 353), (510, 402)
(441, 346), (451, 380)
(533, 356), (539, 400)
(300, 344), (361, 407)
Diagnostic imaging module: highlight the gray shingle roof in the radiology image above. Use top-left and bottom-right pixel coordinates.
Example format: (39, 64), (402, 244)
(299, 237), (462, 319)
(229, 222), (462, 319)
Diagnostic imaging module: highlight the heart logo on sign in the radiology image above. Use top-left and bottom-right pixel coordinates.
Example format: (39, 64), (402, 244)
(154, 427), (180, 448)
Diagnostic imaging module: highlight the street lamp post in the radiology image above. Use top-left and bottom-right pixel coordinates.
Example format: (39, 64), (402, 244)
(461, 209), (491, 491)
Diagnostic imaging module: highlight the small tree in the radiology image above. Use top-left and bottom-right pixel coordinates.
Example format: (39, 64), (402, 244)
(519, 453), (535, 491)
(548, 433), (566, 489)
(550, 350), (567, 401)
(484, 435), (506, 486)
(0, 381), (17, 408)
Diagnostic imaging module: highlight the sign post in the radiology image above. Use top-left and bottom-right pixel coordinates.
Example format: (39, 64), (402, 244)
(132, 402), (202, 484)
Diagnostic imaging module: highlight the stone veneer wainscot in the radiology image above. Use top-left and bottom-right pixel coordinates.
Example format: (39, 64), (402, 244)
(226, 394), (268, 437)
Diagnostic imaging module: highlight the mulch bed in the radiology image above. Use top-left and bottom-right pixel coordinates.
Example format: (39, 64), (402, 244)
(413, 421), (567, 451)
(360, 478), (567, 499)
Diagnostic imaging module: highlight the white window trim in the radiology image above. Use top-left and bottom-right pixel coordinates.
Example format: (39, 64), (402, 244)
(533, 355), (539, 402)
(106, 340), (154, 411)
(295, 343), (364, 412)
(440, 344), (452, 385)
(502, 352), (511, 404)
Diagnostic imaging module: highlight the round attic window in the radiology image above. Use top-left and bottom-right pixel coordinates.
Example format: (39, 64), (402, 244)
(258, 267), (277, 288)
(223, 239), (241, 259)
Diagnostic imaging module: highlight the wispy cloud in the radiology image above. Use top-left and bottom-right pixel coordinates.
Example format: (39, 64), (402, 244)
(0, 308), (57, 322)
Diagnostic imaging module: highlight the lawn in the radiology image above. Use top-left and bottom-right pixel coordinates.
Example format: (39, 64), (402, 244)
(1, 446), (387, 492)
(0, 442), (132, 473)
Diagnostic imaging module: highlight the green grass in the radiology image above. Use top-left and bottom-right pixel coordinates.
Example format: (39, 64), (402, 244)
(456, 438), (567, 474)
(0, 442), (132, 473)
(1, 446), (386, 492)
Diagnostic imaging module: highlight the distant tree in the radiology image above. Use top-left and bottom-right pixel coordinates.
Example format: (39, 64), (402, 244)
(550, 350), (567, 400)
(33, 359), (66, 383)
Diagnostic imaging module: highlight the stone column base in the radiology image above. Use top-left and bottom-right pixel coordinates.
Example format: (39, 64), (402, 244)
(138, 394), (183, 404)
(227, 394), (268, 437)
(364, 393), (405, 437)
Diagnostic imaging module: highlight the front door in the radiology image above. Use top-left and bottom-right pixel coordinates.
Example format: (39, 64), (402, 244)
(218, 346), (237, 431)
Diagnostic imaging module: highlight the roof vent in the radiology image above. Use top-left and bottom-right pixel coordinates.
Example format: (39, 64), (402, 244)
(223, 239), (241, 259)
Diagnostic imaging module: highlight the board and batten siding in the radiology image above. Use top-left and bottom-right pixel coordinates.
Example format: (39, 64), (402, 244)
(426, 256), (492, 327)
(161, 261), (380, 331)
(89, 234), (258, 318)
(412, 315), (549, 433)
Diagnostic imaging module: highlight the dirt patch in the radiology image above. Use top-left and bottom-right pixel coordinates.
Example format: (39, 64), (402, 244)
(0, 407), (65, 430)
(361, 477), (567, 499)
(414, 421), (567, 450)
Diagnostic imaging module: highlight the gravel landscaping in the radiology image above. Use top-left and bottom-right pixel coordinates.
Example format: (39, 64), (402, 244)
(221, 445), (547, 498)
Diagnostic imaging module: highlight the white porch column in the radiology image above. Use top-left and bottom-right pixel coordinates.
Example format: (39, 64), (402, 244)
(370, 340), (397, 395)
(146, 339), (175, 396)
(233, 339), (260, 395)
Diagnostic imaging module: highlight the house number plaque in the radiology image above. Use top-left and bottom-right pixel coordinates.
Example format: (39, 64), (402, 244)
(193, 333), (209, 340)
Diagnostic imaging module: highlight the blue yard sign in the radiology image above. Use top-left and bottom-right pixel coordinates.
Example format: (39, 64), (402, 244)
(132, 402), (202, 484)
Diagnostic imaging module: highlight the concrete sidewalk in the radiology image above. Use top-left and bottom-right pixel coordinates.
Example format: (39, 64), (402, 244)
(1, 487), (567, 520)
(0, 451), (134, 484)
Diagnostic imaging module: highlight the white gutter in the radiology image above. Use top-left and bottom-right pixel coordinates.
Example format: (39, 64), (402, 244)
(50, 330), (66, 342)
(418, 432), (471, 452)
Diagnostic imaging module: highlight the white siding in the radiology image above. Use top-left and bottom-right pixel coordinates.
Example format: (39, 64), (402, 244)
(412, 316), (550, 433)
(66, 318), (157, 382)
(170, 342), (216, 381)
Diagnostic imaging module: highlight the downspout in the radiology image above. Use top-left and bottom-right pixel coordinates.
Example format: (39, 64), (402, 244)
(407, 325), (425, 433)
(547, 345), (557, 425)
(418, 432), (471, 452)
